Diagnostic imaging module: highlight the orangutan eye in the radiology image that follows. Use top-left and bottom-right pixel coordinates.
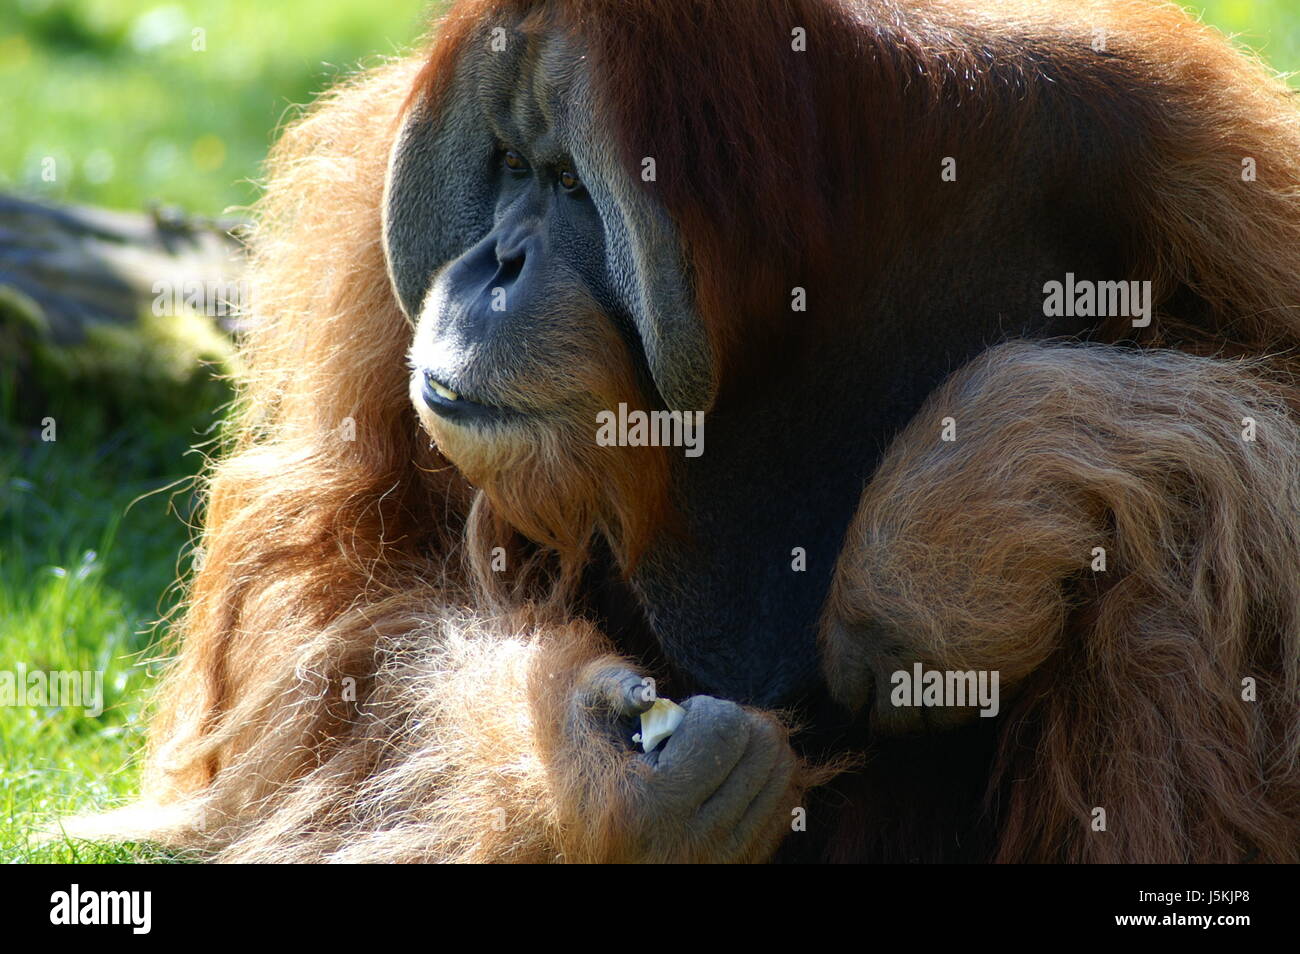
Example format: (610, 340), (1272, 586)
(502, 150), (527, 171)
(558, 168), (581, 191)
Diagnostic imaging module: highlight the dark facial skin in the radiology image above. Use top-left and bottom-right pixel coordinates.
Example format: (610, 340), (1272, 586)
(387, 24), (709, 427)
(414, 143), (619, 424)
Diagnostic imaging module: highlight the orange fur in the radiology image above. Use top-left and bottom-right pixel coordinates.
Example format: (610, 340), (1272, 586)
(823, 342), (1300, 862)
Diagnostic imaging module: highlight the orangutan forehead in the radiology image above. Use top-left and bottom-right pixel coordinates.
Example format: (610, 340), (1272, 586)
(468, 17), (590, 157)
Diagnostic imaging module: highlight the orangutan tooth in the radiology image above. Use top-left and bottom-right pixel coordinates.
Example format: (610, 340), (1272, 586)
(430, 380), (459, 401)
(639, 698), (686, 753)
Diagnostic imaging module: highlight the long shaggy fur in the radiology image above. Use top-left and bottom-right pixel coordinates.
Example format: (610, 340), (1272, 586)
(822, 342), (1300, 862)
(73, 0), (1300, 861)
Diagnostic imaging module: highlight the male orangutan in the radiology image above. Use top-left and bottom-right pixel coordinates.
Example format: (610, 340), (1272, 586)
(88, 0), (1300, 862)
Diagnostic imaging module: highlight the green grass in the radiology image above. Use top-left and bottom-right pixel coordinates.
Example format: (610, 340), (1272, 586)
(0, 0), (430, 864)
(1, 0), (1298, 863)
(1198, 0), (1300, 74)
(0, 0), (430, 215)
(0, 365), (226, 862)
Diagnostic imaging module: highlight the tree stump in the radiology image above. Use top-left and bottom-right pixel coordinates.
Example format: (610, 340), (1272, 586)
(0, 193), (246, 413)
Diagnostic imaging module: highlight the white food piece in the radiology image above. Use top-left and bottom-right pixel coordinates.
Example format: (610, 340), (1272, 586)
(639, 698), (686, 753)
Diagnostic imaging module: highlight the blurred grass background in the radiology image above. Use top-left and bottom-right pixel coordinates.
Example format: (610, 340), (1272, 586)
(0, 0), (428, 862)
(0, 0), (429, 214)
(0, 0), (1297, 862)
